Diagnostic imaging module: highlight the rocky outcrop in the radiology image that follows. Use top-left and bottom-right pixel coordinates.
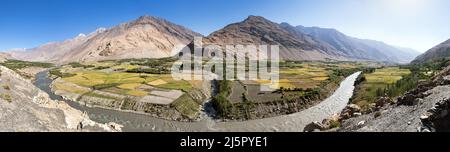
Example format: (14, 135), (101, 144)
(304, 104), (362, 132)
(419, 98), (450, 132)
(304, 114), (341, 132)
(0, 52), (12, 63)
(0, 66), (121, 132)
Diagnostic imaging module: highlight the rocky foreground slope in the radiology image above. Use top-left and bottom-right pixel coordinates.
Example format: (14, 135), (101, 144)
(338, 65), (450, 132)
(0, 66), (121, 132)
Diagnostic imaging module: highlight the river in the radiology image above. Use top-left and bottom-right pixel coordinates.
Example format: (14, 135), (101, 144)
(33, 71), (361, 132)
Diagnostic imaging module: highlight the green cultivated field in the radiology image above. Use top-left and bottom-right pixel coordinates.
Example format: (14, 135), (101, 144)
(351, 67), (411, 110)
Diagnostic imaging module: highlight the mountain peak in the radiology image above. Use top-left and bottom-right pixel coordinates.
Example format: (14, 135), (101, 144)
(243, 15), (270, 23)
(132, 15), (166, 25)
(76, 33), (86, 38)
(137, 15), (155, 21)
(280, 22), (294, 27)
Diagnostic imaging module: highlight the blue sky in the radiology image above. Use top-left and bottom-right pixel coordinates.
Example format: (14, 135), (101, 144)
(1, 0), (449, 52)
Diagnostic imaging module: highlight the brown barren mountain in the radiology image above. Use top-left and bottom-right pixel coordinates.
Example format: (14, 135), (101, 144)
(203, 15), (347, 61)
(8, 16), (202, 63)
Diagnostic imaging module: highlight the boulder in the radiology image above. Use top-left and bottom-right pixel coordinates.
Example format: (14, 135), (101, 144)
(357, 121), (365, 127)
(340, 104), (363, 120)
(441, 76), (450, 85)
(304, 121), (326, 132)
(353, 112), (362, 117)
(347, 104), (362, 112)
(304, 114), (341, 132)
(376, 97), (393, 108)
(397, 94), (416, 106)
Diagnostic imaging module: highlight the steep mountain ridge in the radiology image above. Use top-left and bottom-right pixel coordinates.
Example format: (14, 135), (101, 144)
(284, 23), (419, 63)
(7, 16), (202, 63)
(412, 39), (450, 64)
(203, 16), (347, 61)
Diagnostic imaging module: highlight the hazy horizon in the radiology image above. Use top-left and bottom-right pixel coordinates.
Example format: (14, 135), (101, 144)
(1, 0), (450, 52)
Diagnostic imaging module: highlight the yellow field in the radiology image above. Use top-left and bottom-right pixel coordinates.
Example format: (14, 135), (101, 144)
(148, 79), (167, 86)
(111, 63), (139, 70)
(62, 71), (145, 87)
(118, 83), (143, 90)
(61, 69), (196, 96)
(253, 63), (332, 89)
(126, 90), (148, 96)
(364, 67), (411, 84)
(53, 81), (90, 94)
(311, 76), (330, 81)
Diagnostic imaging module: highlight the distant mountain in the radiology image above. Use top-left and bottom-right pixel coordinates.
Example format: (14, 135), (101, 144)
(8, 29), (105, 63)
(412, 39), (450, 64)
(7, 16), (202, 63)
(356, 39), (421, 64)
(282, 24), (420, 63)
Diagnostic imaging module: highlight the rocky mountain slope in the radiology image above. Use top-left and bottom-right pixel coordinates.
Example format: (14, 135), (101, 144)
(412, 39), (450, 64)
(0, 52), (12, 62)
(284, 24), (420, 63)
(8, 16), (202, 63)
(0, 66), (121, 131)
(203, 16), (347, 61)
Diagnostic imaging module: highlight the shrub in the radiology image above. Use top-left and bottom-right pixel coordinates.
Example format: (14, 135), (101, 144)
(0, 93), (12, 103)
(126, 67), (170, 74)
(93, 66), (110, 70)
(374, 111), (381, 118)
(49, 69), (76, 78)
(68, 62), (94, 68)
(329, 120), (341, 129)
(0, 59), (53, 70)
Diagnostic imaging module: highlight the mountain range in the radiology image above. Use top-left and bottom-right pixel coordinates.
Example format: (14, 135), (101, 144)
(4, 15), (420, 64)
(289, 24), (420, 63)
